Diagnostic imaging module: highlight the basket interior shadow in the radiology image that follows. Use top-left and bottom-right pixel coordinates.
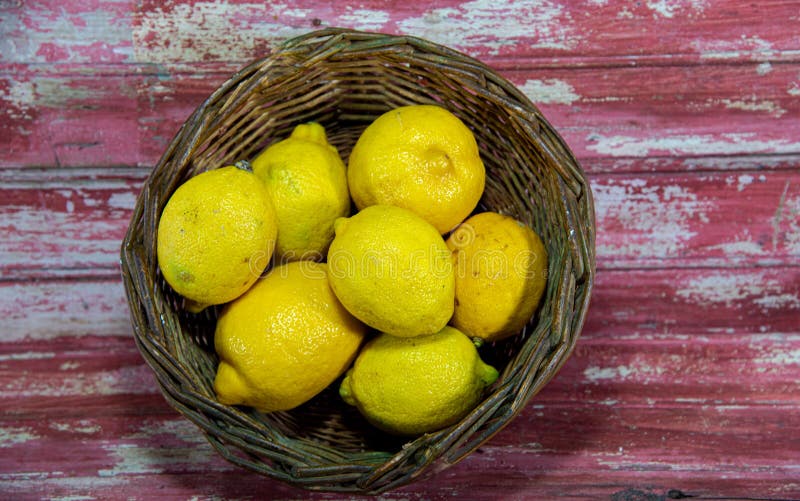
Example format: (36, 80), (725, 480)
(121, 28), (595, 494)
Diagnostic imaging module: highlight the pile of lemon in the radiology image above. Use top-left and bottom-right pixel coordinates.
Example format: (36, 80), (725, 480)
(157, 105), (548, 436)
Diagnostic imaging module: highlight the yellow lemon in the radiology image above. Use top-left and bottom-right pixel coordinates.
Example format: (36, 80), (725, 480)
(327, 205), (454, 338)
(447, 212), (548, 342)
(214, 261), (367, 412)
(156, 162), (277, 312)
(348, 105), (485, 234)
(252, 123), (350, 262)
(339, 326), (499, 435)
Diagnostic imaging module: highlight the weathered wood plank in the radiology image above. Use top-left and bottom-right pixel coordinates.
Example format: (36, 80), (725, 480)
(1, 0), (134, 64)
(1, 278), (133, 342)
(7, 0), (799, 65)
(3, 328), (797, 419)
(3, 61), (799, 168)
(2, 168), (798, 277)
(1, 404), (797, 498)
(3, 270), (797, 411)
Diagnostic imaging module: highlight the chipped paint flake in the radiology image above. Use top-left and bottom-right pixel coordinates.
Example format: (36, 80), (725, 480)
(520, 79), (580, 105)
(397, 0), (576, 54)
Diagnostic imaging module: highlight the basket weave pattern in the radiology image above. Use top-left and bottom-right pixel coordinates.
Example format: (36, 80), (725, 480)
(121, 28), (595, 493)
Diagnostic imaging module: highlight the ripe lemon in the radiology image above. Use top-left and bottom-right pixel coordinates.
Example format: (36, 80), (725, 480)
(447, 212), (548, 342)
(348, 105), (485, 234)
(156, 162), (277, 313)
(339, 326), (499, 436)
(327, 205), (454, 338)
(251, 122), (350, 262)
(213, 261), (367, 412)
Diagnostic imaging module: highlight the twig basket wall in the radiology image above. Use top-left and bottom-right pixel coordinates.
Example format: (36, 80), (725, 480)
(121, 28), (595, 493)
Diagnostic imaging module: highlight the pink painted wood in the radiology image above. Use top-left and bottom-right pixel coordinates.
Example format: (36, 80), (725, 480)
(1, 0), (799, 498)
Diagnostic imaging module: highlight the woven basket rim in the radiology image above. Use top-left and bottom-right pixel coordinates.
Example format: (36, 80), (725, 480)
(121, 27), (595, 494)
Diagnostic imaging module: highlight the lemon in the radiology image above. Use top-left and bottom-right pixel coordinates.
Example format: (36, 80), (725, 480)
(252, 123), (350, 261)
(447, 212), (548, 342)
(339, 326), (498, 435)
(327, 205), (454, 338)
(213, 261), (367, 412)
(156, 162), (277, 313)
(348, 105), (485, 234)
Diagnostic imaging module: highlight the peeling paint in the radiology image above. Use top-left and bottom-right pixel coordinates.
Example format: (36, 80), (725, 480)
(584, 362), (664, 382)
(586, 133), (800, 157)
(757, 62), (773, 75)
(337, 7), (390, 31)
(0, 5), (132, 63)
(719, 98), (786, 118)
(592, 179), (708, 258)
(676, 271), (800, 309)
(520, 79), (580, 105)
(1, 365), (157, 398)
(695, 35), (777, 61)
(132, 2), (310, 63)
(736, 174), (754, 192)
(49, 421), (102, 435)
(0, 426), (40, 448)
(396, 0), (576, 54)
(644, 0), (708, 18)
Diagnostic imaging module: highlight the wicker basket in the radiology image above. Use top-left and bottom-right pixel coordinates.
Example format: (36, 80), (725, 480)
(121, 28), (595, 494)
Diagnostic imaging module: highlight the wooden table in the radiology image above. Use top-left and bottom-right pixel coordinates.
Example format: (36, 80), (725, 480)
(2, 1), (799, 499)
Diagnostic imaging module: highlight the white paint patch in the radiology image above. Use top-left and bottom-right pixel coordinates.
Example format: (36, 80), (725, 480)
(49, 420), (102, 435)
(98, 419), (234, 477)
(789, 84), (800, 97)
(736, 174), (754, 192)
(0, 426), (40, 448)
(592, 179), (708, 259)
(520, 79), (580, 105)
(586, 0), (609, 5)
(397, 0), (576, 55)
(696, 35), (776, 61)
(2, 281), (131, 342)
(645, 0), (677, 18)
(0, 8), (131, 63)
(584, 362), (664, 382)
(106, 191), (137, 210)
(1, 365), (157, 398)
(707, 240), (763, 256)
(644, 0), (708, 18)
(337, 8), (390, 31)
(586, 132), (800, 157)
(133, 2), (311, 63)
(59, 361), (81, 370)
(757, 62), (773, 75)
(720, 98), (786, 118)
(0, 351), (56, 362)
(676, 272), (800, 309)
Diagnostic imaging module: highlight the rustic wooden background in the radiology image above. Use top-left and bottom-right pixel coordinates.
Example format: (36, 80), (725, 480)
(2, 1), (799, 499)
